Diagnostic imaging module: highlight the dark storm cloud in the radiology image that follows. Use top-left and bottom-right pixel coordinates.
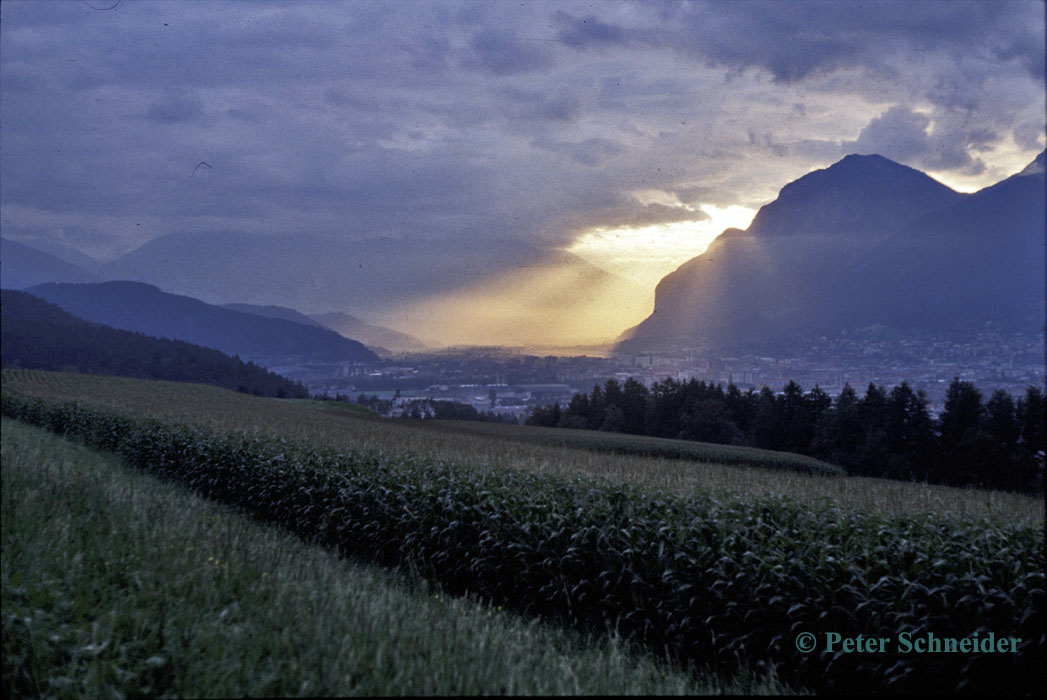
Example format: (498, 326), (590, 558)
(0, 0), (1043, 297)
(585, 0), (1046, 86)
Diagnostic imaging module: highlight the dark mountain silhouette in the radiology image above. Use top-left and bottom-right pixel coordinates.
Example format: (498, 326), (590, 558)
(310, 311), (432, 354)
(745, 153), (964, 238)
(1, 289), (307, 397)
(27, 281), (379, 365)
(619, 152), (1045, 352)
(1, 237), (101, 290)
(836, 151), (1046, 330)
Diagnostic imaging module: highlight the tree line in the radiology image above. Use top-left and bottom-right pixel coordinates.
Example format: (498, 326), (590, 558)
(527, 377), (1045, 492)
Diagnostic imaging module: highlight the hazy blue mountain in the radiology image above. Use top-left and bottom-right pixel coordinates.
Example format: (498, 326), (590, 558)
(1, 237), (101, 290)
(27, 281), (379, 365)
(1, 289), (307, 397)
(618, 152), (1044, 352)
(100, 232), (547, 312)
(221, 303), (325, 328)
(310, 311), (432, 354)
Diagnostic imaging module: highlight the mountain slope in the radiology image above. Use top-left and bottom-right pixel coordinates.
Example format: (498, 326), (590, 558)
(1, 290), (307, 397)
(1, 238), (101, 290)
(309, 312), (431, 354)
(26, 281), (379, 365)
(619, 153), (1043, 352)
(837, 152), (1046, 330)
(745, 153), (963, 238)
(221, 303), (325, 328)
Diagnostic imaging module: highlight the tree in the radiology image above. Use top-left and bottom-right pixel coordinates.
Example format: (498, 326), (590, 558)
(983, 389), (1020, 490)
(562, 392), (591, 429)
(853, 383), (889, 477)
(751, 387), (784, 450)
(621, 377), (649, 435)
(526, 402), (561, 427)
(725, 383), (757, 436)
(588, 384), (605, 430)
(937, 378), (987, 486)
(812, 383), (863, 470)
(883, 382), (934, 481)
(1016, 386), (1046, 492)
(778, 378), (816, 449)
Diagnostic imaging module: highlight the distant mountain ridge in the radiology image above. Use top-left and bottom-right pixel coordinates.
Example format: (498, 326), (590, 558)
(309, 311), (432, 355)
(1, 289), (307, 397)
(219, 303), (431, 355)
(98, 233), (550, 311)
(619, 152), (1046, 352)
(27, 281), (379, 365)
(221, 303), (325, 328)
(1, 237), (101, 290)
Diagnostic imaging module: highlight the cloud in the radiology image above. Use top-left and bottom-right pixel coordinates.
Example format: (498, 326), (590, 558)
(847, 106), (932, 161)
(0, 0), (1043, 344)
(464, 29), (554, 75)
(556, 12), (630, 48)
(531, 136), (624, 166)
(842, 105), (994, 175)
(145, 95), (204, 123)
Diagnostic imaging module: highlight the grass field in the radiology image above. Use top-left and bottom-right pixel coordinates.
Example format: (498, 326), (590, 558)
(1, 418), (789, 697)
(2, 369), (1041, 525)
(2, 370), (1042, 694)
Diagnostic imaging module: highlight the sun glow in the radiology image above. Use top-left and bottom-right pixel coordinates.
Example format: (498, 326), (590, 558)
(381, 205), (759, 348)
(386, 261), (653, 347)
(566, 205), (757, 289)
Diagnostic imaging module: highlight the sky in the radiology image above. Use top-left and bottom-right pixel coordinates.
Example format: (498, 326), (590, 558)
(1, 0), (1044, 346)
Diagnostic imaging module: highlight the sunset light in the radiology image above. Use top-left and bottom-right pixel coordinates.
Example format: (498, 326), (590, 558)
(567, 205), (757, 290)
(1, 1), (1043, 694)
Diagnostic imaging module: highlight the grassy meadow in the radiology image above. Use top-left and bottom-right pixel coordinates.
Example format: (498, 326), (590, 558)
(2, 369), (1043, 695)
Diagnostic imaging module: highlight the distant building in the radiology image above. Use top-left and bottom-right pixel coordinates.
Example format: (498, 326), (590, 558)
(513, 383), (574, 403)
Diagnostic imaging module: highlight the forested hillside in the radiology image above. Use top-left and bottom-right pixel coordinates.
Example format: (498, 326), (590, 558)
(1, 290), (307, 398)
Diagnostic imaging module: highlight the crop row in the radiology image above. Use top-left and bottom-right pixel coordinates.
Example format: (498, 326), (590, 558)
(2, 393), (1043, 694)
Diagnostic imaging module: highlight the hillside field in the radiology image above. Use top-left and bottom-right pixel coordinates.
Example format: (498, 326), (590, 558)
(4, 418), (776, 697)
(2, 370), (1040, 524)
(2, 370), (1043, 695)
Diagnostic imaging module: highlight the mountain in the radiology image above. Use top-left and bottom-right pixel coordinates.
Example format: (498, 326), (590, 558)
(1, 237), (101, 290)
(222, 302), (431, 356)
(26, 281), (379, 365)
(309, 311), (431, 355)
(221, 303), (325, 328)
(1, 289), (307, 397)
(744, 153), (964, 238)
(618, 152), (1045, 352)
(100, 232), (548, 312)
(837, 151), (1046, 330)
(99, 231), (647, 346)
